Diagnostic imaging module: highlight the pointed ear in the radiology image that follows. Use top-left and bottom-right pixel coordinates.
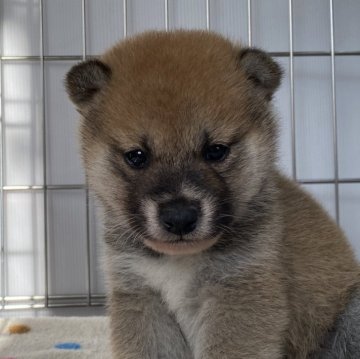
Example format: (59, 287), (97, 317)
(237, 48), (282, 100)
(65, 59), (111, 107)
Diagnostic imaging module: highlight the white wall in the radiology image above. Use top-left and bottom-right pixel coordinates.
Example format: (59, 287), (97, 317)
(0, 0), (359, 308)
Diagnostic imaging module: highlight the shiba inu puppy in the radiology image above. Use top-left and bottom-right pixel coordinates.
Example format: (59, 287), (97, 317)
(66, 31), (360, 359)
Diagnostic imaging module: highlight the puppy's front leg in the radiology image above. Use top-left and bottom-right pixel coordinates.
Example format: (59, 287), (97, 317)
(192, 284), (287, 359)
(109, 290), (193, 359)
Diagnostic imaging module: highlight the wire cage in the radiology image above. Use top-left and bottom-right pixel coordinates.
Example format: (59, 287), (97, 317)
(0, 0), (359, 312)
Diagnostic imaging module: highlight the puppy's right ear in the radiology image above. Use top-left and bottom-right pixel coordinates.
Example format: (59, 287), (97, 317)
(65, 59), (111, 107)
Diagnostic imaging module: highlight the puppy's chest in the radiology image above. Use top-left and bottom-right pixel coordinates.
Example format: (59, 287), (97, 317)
(133, 257), (197, 313)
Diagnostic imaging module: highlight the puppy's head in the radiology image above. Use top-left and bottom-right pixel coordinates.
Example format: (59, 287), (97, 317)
(66, 31), (282, 256)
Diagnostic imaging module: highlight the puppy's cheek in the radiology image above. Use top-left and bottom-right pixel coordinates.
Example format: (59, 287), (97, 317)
(226, 142), (268, 213)
(84, 145), (130, 213)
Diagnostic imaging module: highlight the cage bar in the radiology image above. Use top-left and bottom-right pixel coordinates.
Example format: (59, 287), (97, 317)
(1, 178), (359, 193)
(288, 0), (296, 180)
(329, 0), (340, 224)
(40, 0), (49, 309)
(0, 58), (5, 310)
(206, 0), (210, 30)
(1, 294), (106, 310)
(123, 0), (128, 37)
(81, 0), (92, 308)
(164, 0), (169, 30)
(3, 184), (86, 191)
(2, 51), (360, 63)
(247, 0), (252, 46)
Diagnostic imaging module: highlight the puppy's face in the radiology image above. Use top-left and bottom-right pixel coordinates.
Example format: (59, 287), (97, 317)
(66, 31), (281, 256)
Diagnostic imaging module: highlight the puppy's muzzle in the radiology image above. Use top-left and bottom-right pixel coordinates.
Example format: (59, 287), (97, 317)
(159, 199), (199, 235)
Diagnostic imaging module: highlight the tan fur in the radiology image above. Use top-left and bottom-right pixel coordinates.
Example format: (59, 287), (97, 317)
(66, 31), (360, 358)
(278, 176), (359, 357)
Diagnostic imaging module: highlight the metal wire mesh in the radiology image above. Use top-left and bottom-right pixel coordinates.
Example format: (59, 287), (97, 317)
(0, 0), (359, 311)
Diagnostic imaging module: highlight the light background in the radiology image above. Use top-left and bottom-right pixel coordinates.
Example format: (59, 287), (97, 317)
(0, 0), (359, 311)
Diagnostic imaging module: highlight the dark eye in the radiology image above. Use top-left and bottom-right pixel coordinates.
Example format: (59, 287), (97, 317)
(203, 144), (229, 162)
(124, 149), (147, 168)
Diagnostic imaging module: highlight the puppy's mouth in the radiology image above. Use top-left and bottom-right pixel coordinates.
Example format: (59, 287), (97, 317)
(143, 237), (218, 255)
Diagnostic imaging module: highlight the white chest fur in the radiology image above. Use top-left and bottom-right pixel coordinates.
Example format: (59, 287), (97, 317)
(131, 256), (197, 313)
(109, 253), (201, 349)
(109, 251), (198, 312)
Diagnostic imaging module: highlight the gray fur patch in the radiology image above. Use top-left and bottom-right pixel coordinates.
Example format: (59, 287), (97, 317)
(310, 287), (360, 359)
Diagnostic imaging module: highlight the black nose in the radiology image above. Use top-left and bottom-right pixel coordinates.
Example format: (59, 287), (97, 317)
(159, 199), (199, 235)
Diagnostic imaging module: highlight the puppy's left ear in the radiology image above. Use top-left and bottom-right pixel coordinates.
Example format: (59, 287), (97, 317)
(237, 48), (282, 100)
